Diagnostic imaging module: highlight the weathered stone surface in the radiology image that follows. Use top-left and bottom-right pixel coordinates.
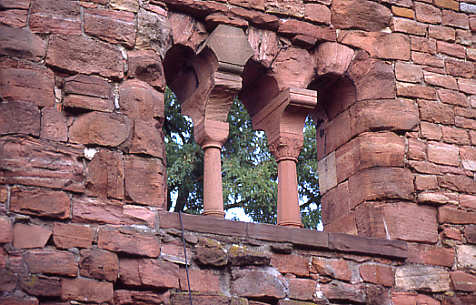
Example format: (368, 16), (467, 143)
(0, 8), (28, 27)
(10, 186), (70, 219)
(53, 223), (94, 249)
(335, 132), (405, 183)
(347, 55), (395, 101)
(415, 2), (441, 24)
(20, 275), (61, 297)
(0, 136), (85, 192)
(69, 112), (131, 146)
(231, 268), (287, 299)
(0, 296), (38, 305)
(442, 9), (469, 29)
(84, 8), (136, 47)
(395, 265), (450, 292)
(407, 243), (455, 267)
(339, 31), (410, 60)
(391, 17), (427, 36)
(321, 281), (366, 303)
(86, 150), (124, 200)
(287, 278), (315, 301)
(304, 3), (330, 24)
(318, 152), (337, 194)
(418, 191), (458, 205)
(29, 0), (81, 34)
(356, 202), (438, 243)
(114, 290), (170, 305)
(168, 12), (207, 52)
(0, 0), (31, 9)
(418, 100), (454, 124)
(350, 99), (418, 135)
(137, 8), (171, 57)
(195, 238), (228, 266)
(80, 248), (119, 281)
(427, 142), (459, 166)
(437, 89), (468, 107)
(439, 206), (476, 225)
(411, 36), (436, 54)
(64, 74), (111, 99)
(0, 68), (54, 107)
(395, 62), (423, 83)
(438, 174), (476, 194)
(0, 25), (46, 61)
(450, 271), (476, 292)
(110, 0), (139, 12)
(46, 35), (124, 78)
(119, 258), (180, 288)
(461, 145), (476, 171)
(171, 293), (232, 305)
(73, 197), (156, 227)
(63, 94), (114, 112)
(62, 277), (113, 303)
(437, 41), (466, 59)
(349, 168), (414, 208)
(129, 119), (165, 158)
(98, 226), (160, 257)
(178, 268), (221, 293)
(0, 101), (40, 137)
(128, 50), (166, 89)
(41, 106), (68, 142)
(24, 249), (77, 276)
(270, 47), (315, 89)
(321, 181), (350, 224)
(359, 263), (394, 287)
(456, 245), (476, 271)
(119, 79), (164, 120)
(124, 155), (165, 207)
(13, 223), (51, 249)
(0, 216), (12, 243)
(228, 245), (270, 266)
(424, 71), (458, 90)
(331, 0), (391, 31)
(311, 257), (351, 281)
(271, 253), (309, 277)
(314, 42), (354, 77)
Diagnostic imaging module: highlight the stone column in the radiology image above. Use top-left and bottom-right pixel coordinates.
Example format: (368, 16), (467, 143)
(252, 88), (317, 227)
(194, 119), (229, 217)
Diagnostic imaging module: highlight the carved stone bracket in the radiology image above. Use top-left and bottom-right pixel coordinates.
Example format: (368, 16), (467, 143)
(252, 88), (318, 227)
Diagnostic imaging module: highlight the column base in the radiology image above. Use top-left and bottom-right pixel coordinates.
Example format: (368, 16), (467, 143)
(278, 221), (303, 228)
(202, 210), (226, 218)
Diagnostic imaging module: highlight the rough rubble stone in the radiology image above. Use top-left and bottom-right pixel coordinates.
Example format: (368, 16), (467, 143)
(456, 245), (476, 271)
(20, 275), (61, 297)
(395, 265), (450, 292)
(231, 268), (287, 299)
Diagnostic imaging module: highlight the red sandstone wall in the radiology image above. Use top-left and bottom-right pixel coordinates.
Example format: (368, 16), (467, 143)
(0, 0), (475, 304)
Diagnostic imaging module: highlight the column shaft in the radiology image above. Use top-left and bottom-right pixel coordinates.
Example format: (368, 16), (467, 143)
(277, 159), (301, 227)
(202, 145), (225, 217)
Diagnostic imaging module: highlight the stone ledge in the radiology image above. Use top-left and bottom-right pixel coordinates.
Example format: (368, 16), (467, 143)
(159, 211), (408, 259)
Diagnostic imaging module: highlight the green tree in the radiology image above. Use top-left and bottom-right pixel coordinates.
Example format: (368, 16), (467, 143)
(163, 88), (321, 229)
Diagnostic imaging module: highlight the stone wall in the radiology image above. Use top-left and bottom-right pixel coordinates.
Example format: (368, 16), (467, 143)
(0, 0), (475, 304)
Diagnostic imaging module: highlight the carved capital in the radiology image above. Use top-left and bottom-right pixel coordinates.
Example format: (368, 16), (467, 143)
(269, 135), (303, 162)
(194, 119), (229, 149)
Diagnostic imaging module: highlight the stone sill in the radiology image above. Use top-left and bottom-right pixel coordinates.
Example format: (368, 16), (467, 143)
(159, 211), (408, 259)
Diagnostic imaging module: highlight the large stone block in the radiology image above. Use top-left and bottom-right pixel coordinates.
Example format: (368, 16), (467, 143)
(86, 150), (124, 200)
(450, 271), (476, 292)
(347, 55), (396, 101)
(63, 94), (114, 113)
(395, 265), (450, 292)
(407, 243), (455, 267)
(348, 168), (414, 208)
(129, 119), (165, 158)
(178, 268), (221, 293)
(321, 281), (366, 304)
(356, 203), (438, 243)
(271, 253), (309, 277)
(311, 257), (352, 282)
(69, 112), (131, 147)
(10, 186), (71, 219)
(114, 290), (169, 305)
(124, 155), (165, 207)
(427, 142), (459, 166)
(119, 258), (179, 288)
(270, 47), (315, 89)
(0, 68), (54, 107)
(24, 249), (77, 277)
(340, 31), (410, 60)
(314, 42), (354, 77)
(72, 197), (156, 227)
(231, 268), (287, 299)
(29, 0), (81, 34)
(0, 216), (12, 244)
(0, 24), (46, 61)
(331, 0), (391, 31)
(80, 248), (119, 281)
(40, 106), (68, 142)
(64, 74), (111, 99)
(456, 245), (476, 271)
(359, 263), (394, 287)
(98, 226), (160, 257)
(46, 35), (124, 78)
(0, 101), (40, 137)
(53, 223), (94, 249)
(61, 277), (113, 303)
(20, 275), (61, 297)
(127, 50), (166, 90)
(13, 223), (51, 249)
(0, 136), (85, 192)
(84, 8), (136, 47)
(438, 174), (476, 194)
(119, 79), (164, 120)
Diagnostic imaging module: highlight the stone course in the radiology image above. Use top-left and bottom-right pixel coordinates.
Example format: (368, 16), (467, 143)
(0, 0), (475, 304)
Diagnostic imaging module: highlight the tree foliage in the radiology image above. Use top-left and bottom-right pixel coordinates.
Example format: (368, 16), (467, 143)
(163, 88), (321, 229)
